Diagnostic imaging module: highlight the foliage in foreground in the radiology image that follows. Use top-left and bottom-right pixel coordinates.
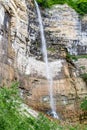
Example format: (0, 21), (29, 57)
(37, 0), (87, 15)
(0, 82), (59, 130)
(0, 82), (29, 130)
(0, 82), (87, 130)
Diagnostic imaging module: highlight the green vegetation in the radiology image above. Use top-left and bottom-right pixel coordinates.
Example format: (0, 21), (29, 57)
(37, 0), (87, 15)
(0, 82), (87, 130)
(66, 53), (87, 61)
(0, 82), (30, 130)
(0, 82), (58, 130)
(81, 97), (87, 110)
(47, 47), (55, 52)
(80, 73), (87, 82)
(77, 55), (87, 59)
(37, 0), (66, 8)
(66, 53), (78, 61)
(80, 66), (86, 70)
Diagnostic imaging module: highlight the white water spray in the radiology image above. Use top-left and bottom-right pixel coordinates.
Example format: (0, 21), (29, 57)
(34, 0), (59, 119)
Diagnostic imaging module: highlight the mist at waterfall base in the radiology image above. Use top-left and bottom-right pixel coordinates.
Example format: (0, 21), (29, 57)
(34, 0), (59, 119)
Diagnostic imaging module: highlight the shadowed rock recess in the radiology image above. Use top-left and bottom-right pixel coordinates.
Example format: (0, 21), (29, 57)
(0, 0), (87, 122)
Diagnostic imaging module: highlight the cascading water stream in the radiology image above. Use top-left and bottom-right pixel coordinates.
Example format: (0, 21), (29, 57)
(34, 0), (59, 119)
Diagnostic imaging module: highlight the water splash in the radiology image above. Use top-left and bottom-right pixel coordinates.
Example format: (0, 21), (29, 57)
(34, 0), (59, 119)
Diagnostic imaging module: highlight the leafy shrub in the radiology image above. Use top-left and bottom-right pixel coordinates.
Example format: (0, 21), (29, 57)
(0, 82), (33, 130)
(37, 0), (87, 15)
(37, 0), (66, 8)
(76, 1), (87, 15)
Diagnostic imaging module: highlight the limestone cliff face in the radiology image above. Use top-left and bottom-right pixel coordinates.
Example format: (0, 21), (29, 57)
(0, 0), (87, 121)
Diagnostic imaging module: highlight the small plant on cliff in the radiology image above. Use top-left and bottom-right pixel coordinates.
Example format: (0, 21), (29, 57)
(81, 97), (87, 110)
(66, 53), (78, 61)
(47, 47), (55, 52)
(80, 73), (87, 82)
(80, 66), (85, 70)
(77, 55), (87, 59)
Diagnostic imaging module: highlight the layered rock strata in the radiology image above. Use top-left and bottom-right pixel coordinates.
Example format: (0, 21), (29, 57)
(0, 0), (87, 122)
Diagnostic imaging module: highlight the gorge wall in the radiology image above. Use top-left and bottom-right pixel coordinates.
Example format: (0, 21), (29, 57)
(0, 0), (87, 121)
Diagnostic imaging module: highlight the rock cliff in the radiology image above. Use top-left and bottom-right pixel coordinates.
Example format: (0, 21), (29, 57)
(0, 0), (87, 122)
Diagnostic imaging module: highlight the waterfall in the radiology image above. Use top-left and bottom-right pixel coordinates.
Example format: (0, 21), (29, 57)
(34, 0), (59, 119)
